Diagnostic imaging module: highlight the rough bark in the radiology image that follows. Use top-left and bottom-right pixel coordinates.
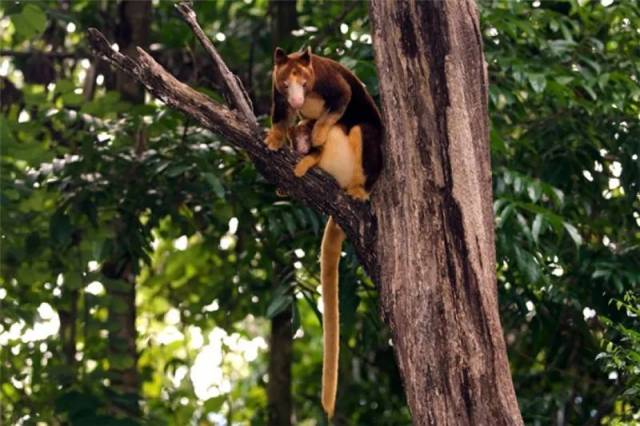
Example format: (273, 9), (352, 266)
(87, 1), (523, 423)
(369, 1), (523, 424)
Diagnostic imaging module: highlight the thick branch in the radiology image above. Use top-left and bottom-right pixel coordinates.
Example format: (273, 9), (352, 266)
(175, 2), (257, 129)
(86, 28), (377, 278)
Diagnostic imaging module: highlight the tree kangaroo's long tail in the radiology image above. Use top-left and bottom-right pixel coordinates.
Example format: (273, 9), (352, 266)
(320, 216), (346, 419)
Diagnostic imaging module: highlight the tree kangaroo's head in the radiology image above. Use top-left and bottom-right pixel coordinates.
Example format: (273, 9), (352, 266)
(272, 47), (315, 110)
(288, 120), (315, 155)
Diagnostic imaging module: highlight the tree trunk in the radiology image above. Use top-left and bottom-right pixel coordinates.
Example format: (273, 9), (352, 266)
(58, 288), (78, 387)
(267, 285), (293, 426)
(269, 0), (298, 51)
(116, 0), (151, 103)
(368, 1), (523, 424)
(104, 0), (151, 418)
(104, 258), (140, 418)
(267, 4), (297, 424)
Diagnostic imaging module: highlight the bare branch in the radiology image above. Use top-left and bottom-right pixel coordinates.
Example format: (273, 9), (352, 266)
(86, 28), (378, 278)
(175, 1), (257, 129)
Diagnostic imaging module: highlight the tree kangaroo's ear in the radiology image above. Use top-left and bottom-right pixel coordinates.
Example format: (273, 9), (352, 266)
(299, 46), (311, 67)
(274, 47), (287, 65)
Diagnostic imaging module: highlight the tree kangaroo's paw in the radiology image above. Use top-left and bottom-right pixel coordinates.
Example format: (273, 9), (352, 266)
(294, 160), (312, 177)
(346, 186), (369, 201)
(265, 129), (285, 151)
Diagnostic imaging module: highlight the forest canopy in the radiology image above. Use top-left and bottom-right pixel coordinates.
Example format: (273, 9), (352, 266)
(0, 0), (638, 425)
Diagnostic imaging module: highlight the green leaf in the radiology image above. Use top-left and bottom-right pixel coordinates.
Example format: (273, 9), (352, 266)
(301, 288), (323, 326)
(204, 173), (226, 199)
(65, 273), (82, 290)
(110, 353), (135, 369)
(497, 203), (514, 228)
(283, 212), (296, 237)
(555, 76), (573, 85)
(266, 293), (292, 318)
(582, 57), (601, 74)
(293, 208), (307, 228)
(582, 84), (597, 100)
(292, 301), (301, 334)
(61, 92), (84, 106)
(0, 116), (15, 145)
(50, 211), (73, 248)
(267, 283), (294, 319)
(166, 164), (191, 177)
(532, 214), (543, 243)
(515, 247), (541, 283)
(55, 79), (76, 94)
(563, 222), (583, 246)
(528, 73), (547, 93)
(592, 269), (611, 279)
(307, 208), (320, 235)
(12, 4), (48, 39)
(203, 396), (226, 413)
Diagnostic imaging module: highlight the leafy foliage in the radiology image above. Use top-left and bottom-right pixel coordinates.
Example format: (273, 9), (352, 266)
(484, 0), (640, 423)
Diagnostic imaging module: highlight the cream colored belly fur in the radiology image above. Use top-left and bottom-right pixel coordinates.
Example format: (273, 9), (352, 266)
(318, 127), (354, 189)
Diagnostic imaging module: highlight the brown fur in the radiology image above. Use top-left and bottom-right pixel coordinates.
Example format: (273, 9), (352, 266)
(266, 47), (382, 189)
(320, 216), (345, 418)
(267, 48), (383, 418)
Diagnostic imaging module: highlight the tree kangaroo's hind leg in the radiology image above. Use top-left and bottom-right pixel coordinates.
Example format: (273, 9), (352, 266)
(294, 152), (321, 177)
(345, 125), (368, 200)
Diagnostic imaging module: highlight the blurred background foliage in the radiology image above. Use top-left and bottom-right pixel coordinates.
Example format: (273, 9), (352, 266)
(0, 0), (638, 425)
